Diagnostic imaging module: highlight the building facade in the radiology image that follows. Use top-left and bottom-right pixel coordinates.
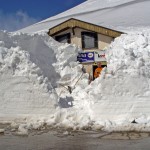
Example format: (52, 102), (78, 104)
(48, 18), (123, 80)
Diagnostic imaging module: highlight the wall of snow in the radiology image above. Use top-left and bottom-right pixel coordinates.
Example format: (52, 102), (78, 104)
(0, 31), (81, 122)
(1, 30), (150, 132)
(72, 32), (150, 127)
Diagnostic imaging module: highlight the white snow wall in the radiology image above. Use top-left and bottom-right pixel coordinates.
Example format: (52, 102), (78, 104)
(1, 30), (150, 130)
(0, 31), (79, 120)
(74, 32), (150, 125)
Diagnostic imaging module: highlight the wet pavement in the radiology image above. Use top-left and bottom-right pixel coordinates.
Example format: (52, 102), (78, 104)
(0, 123), (150, 150)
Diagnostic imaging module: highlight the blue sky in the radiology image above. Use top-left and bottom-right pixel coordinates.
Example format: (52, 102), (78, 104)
(0, 0), (86, 31)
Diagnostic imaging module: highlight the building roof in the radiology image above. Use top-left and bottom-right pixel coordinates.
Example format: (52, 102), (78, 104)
(48, 18), (124, 38)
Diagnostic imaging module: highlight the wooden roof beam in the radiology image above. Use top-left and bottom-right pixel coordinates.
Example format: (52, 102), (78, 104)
(48, 18), (124, 38)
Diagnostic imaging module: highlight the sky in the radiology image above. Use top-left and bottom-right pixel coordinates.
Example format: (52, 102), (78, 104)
(0, 0), (86, 31)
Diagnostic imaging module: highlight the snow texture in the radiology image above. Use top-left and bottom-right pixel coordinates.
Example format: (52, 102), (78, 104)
(18, 0), (150, 33)
(0, 0), (150, 132)
(1, 30), (150, 132)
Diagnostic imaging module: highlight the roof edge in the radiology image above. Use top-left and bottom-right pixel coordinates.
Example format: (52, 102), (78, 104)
(48, 18), (124, 38)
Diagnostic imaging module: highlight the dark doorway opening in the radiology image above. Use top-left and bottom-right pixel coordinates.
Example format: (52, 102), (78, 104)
(92, 64), (107, 80)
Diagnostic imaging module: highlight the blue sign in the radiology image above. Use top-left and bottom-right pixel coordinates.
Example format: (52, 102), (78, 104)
(77, 52), (94, 63)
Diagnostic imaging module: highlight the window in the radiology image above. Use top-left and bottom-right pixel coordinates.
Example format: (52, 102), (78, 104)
(81, 32), (98, 49)
(55, 33), (71, 44)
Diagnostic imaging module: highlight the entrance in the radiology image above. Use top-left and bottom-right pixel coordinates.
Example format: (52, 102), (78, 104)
(92, 63), (107, 80)
(93, 65), (98, 80)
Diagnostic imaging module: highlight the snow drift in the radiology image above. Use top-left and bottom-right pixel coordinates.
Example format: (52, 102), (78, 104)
(78, 32), (150, 126)
(0, 31), (82, 121)
(18, 0), (150, 33)
(1, 30), (150, 132)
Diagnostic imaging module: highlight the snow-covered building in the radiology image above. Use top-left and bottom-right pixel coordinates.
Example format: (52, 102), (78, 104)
(48, 18), (123, 79)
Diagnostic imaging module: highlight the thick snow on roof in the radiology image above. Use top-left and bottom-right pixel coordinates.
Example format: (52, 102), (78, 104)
(18, 0), (150, 33)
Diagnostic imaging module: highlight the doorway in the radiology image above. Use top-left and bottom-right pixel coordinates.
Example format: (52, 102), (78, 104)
(92, 64), (107, 80)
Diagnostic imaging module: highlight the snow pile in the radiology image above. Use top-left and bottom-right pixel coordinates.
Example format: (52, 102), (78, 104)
(0, 30), (92, 133)
(0, 31), (81, 121)
(72, 32), (150, 131)
(107, 33), (150, 78)
(0, 31), (57, 119)
(1, 30), (150, 132)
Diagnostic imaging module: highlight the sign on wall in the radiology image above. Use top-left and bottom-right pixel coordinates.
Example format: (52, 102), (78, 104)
(94, 51), (106, 62)
(77, 52), (94, 63)
(77, 51), (106, 63)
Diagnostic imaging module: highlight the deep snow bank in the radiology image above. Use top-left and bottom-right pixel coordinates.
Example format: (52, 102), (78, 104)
(74, 32), (150, 130)
(0, 31), (91, 132)
(1, 30), (150, 132)
(0, 31), (59, 119)
(0, 31), (81, 121)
